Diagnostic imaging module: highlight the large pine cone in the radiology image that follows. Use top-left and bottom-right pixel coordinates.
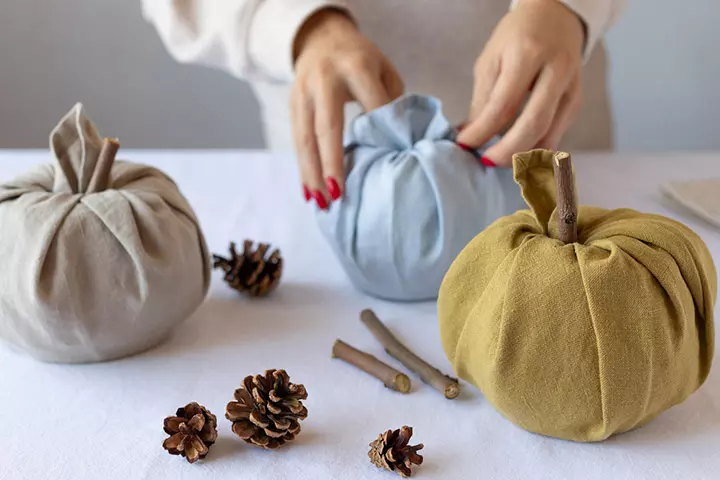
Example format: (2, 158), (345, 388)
(368, 426), (424, 477)
(213, 240), (282, 297)
(162, 402), (218, 464)
(225, 369), (308, 449)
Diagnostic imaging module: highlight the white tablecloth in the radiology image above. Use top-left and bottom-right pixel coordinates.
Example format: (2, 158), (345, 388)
(1, 150), (719, 480)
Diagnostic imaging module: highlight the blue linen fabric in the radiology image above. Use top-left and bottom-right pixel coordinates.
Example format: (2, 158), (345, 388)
(316, 94), (526, 301)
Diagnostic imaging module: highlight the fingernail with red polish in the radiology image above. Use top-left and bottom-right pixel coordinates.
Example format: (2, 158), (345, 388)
(457, 141), (474, 153)
(312, 190), (328, 210)
(326, 177), (341, 201)
(480, 156), (497, 168)
(302, 184), (311, 202)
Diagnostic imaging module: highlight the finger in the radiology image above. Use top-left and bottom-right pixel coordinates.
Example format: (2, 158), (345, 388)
(467, 54), (500, 122)
(347, 71), (392, 112)
(314, 79), (347, 201)
(536, 74), (582, 150)
(381, 61), (405, 100)
(482, 63), (573, 167)
(456, 59), (538, 148)
(291, 88), (328, 210)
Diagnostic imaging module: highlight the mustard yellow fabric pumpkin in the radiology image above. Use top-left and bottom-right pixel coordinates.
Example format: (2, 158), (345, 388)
(438, 149), (717, 442)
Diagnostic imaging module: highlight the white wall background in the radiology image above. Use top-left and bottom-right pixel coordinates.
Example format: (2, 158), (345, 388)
(605, 0), (720, 151)
(0, 0), (265, 149)
(0, 0), (718, 152)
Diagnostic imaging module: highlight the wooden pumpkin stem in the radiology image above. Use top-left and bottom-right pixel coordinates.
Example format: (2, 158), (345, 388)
(88, 138), (120, 192)
(553, 151), (578, 244)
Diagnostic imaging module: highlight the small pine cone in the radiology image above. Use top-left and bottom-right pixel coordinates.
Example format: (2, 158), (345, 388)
(226, 369), (308, 450)
(368, 426), (424, 478)
(162, 402), (218, 464)
(213, 240), (282, 297)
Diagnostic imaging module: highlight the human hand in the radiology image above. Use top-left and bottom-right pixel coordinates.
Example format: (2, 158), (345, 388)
(292, 9), (404, 209)
(456, 0), (586, 167)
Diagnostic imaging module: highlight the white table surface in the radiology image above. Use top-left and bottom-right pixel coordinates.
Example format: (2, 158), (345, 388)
(1, 150), (719, 480)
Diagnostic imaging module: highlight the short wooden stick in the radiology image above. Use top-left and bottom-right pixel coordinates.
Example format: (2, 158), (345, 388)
(360, 309), (460, 399)
(552, 151), (578, 244)
(332, 339), (411, 394)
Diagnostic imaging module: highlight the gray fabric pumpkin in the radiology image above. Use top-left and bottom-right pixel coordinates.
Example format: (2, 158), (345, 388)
(0, 104), (210, 363)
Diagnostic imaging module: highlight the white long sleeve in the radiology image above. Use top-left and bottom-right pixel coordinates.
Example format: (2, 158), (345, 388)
(142, 0), (348, 83)
(143, 1), (625, 83)
(511, 0), (628, 60)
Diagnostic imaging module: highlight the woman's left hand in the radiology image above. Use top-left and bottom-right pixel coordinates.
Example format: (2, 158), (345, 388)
(456, 0), (586, 167)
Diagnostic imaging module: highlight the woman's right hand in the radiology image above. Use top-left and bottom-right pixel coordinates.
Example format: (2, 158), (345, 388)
(292, 9), (404, 210)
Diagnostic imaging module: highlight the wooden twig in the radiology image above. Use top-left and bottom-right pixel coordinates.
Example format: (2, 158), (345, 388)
(360, 309), (460, 399)
(552, 151), (578, 244)
(332, 339), (411, 394)
(88, 137), (120, 192)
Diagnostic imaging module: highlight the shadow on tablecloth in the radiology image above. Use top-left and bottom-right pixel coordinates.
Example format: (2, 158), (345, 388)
(602, 375), (720, 447)
(139, 281), (360, 358)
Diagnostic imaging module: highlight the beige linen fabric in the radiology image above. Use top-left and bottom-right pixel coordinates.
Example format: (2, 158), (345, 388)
(0, 104), (211, 363)
(438, 149), (717, 442)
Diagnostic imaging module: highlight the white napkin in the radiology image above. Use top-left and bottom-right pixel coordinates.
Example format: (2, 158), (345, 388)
(662, 178), (720, 231)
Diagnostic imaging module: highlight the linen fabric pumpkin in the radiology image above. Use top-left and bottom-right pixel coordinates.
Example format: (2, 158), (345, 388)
(438, 149), (717, 442)
(0, 104), (211, 363)
(316, 94), (526, 301)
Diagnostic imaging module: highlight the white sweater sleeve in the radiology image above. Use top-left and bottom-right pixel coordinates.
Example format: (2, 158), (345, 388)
(511, 0), (628, 60)
(142, 0), (349, 83)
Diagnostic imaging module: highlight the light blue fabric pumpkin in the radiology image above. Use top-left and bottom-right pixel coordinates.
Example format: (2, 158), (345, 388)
(316, 94), (525, 301)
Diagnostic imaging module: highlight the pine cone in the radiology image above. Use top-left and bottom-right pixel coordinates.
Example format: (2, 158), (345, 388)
(213, 240), (283, 297)
(162, 402), (218, 464)
(226, 369), (308, 449)
(368, 426), (424, 477)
